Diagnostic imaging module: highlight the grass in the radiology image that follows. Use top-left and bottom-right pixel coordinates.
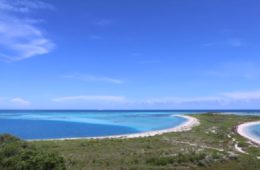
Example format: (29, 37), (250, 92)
(30, 113), (260, 170)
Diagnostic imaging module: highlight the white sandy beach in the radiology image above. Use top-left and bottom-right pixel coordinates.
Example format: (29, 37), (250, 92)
(237, 121), (260, 145)
(104, 115), (200, 139)
(30, 115), (200, 141)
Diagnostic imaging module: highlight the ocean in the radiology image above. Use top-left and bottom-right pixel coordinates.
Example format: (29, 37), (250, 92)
(0, 110), (259, 140)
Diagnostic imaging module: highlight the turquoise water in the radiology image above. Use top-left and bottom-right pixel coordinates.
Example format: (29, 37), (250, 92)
(0, 110), (259, 140)
(221, 112), (260, 142)
(0, 111), (188, 140)
(244, 124), (260, 142)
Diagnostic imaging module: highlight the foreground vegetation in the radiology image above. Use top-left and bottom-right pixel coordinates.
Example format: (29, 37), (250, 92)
(1, 113), (260, 169)
(0, 134), (65, 170)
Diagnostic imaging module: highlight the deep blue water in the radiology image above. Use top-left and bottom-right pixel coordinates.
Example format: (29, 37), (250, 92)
(0, 119), (138, 140)
(0, 110), (259, 140)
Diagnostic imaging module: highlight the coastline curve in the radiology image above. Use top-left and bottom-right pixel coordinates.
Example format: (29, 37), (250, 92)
(237, 121), (260, 145)
(30, 115), (200, 141)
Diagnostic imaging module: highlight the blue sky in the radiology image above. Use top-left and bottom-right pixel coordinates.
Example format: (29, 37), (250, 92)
(1, 0), (260, 109)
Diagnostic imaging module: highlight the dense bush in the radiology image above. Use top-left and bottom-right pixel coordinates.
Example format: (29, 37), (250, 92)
(0, 134), (66, 170)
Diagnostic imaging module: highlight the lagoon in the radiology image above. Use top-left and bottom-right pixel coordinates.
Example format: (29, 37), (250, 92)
(0, 110), (259, 141)
(0, 110), (188, 140)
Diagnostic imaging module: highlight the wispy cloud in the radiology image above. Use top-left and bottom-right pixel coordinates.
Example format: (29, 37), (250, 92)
(53, 96), (125, 103)
(226, 38), (244, 47)
(89, 35), (103, 40)
(63, 73), (124, 84)
(10, 97), (31, 106)
(0, 97), (31, 108)
(51, 90), (260, 109)
(205, 61), (259, 80)
(0, 97), (6, 102)
(0, 0), (54, 61)
(201, 38), (245, 48)
(94, 18), (113, 26)
(134, 97), (229, 108)
(0, 0), (54, 12)
(139, 90), (260, 107)
(223, 90), (260, 101)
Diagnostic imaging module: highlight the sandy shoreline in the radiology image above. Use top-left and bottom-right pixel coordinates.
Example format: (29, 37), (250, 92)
(29, 115), (200, 141)
(237, 121), (260, 145)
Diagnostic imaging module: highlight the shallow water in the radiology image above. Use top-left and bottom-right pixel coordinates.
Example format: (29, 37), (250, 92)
(0, 111), (188, 140)
(244, 124), (260, 142)
(0, 110), (259, 140)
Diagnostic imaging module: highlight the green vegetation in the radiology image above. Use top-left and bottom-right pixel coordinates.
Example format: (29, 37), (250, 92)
(1, 113), (260, 169)
(0, 134), (66, 170)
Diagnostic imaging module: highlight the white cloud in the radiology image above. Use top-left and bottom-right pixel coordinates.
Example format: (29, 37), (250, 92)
(142, 97), (224, 104)
(63, 73), (123, 84)
(0, 0), (54, 61)
(223, 90), (260, 101)
(53, 96), (125, 103)
(10, 97), (31, 106)
(0, 97), (31, 108)
(139, 90), (260, 107)
(51, 90), (260, 109)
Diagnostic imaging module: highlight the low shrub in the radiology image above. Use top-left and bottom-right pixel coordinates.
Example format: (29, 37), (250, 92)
(0, 134), (66, 170)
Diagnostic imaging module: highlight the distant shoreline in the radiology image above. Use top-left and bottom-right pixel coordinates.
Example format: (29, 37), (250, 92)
(237, 121), (260, 145)
(29, 115), (200, 141)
